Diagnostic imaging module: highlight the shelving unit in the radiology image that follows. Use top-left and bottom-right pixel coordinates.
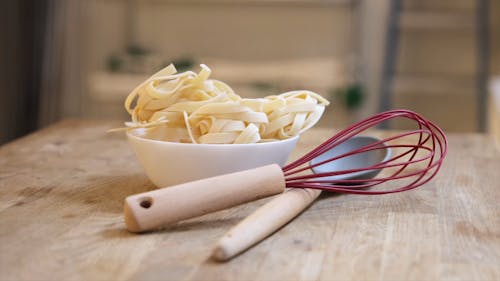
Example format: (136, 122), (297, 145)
(379, 0), (489, 132)
(87, 57), (347, 120)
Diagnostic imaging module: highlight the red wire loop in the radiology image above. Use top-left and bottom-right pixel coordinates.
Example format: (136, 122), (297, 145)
(283, 109), (448, 195)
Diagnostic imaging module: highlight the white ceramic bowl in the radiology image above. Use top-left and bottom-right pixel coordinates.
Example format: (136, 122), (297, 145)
(127, 129), (299, 187)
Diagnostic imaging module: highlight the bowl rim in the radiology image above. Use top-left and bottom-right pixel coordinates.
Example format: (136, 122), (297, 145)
(126, 128), (300, 147)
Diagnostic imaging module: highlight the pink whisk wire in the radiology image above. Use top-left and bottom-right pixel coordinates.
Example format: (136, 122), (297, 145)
(282, 109), (448, 195)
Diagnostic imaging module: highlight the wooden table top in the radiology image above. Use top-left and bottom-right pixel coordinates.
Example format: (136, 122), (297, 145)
(1, 120), (499, 281)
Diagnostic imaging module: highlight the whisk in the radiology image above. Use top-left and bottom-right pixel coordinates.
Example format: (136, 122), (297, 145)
(124, 109), (447, 233)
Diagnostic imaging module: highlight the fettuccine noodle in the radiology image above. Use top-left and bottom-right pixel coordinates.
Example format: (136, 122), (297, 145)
(120, 64), (330, 144)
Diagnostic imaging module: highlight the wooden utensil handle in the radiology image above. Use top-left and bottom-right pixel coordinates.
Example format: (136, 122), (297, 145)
(212, 188), (321, 261)
(124, 164), (285, 232)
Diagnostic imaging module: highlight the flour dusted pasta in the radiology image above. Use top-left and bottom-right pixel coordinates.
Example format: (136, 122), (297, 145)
(121, 64), (329, 144)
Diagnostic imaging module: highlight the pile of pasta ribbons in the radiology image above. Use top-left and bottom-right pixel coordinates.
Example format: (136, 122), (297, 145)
(124, 64), (330, 144)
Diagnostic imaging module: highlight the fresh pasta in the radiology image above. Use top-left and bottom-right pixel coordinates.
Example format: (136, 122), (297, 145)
(121, 64), (330, 144)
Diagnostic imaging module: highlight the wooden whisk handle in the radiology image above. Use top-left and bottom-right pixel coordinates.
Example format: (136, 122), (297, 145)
(212, 188), (321, 261)
(124, 164), (286, 232)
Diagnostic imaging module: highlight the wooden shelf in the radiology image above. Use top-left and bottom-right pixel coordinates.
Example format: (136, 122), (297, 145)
(392, 74), (476, 95)
(88, 58), (346, 102)
(126, 0), (354, 6)
(88, 72), (148, 102)
(400, 11), (476, 30)
(389, 74), (483, 132)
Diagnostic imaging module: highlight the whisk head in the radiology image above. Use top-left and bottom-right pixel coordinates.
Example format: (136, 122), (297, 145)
(283, 109), (448, 194)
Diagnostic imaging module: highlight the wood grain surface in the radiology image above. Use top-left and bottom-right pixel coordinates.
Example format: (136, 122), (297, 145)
(0, 120), (499, 281)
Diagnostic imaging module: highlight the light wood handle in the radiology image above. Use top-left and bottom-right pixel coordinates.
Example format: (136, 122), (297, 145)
(124, 164), (286, 232)
(211, 188), (322, 261)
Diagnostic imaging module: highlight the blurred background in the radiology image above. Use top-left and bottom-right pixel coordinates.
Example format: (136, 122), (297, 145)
(1, 0), (499, 145)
